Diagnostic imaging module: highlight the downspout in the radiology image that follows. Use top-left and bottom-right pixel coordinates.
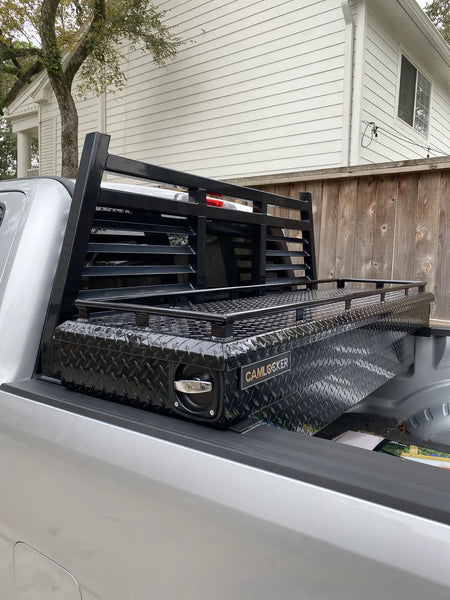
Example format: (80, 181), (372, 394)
(341, 1), (355, 167)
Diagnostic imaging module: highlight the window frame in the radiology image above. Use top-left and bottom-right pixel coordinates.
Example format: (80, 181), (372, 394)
(397, 53), (432, 138)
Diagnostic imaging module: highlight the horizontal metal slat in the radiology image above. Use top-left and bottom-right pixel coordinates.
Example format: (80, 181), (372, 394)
(267, 235), (308, 245)
(95, 208), (189, 221)
(105, 153), (311, 210)
(266, 197), (309, 211)
(87, 243), (194, 255)
(78, 283), (194, 301)
(100, 189), (311, 231)
(82, 265), (195, 277)
(95, 209), (191, 227)
(93, 219), (194, 235)
(231, 241), (253, 249)
(266, 250), (307, 257)
(265, 277), (311, 285)
(265, 264), (306, 272)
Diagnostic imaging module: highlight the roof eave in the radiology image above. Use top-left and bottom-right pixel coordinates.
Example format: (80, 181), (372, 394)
(397, 0), (450, 68)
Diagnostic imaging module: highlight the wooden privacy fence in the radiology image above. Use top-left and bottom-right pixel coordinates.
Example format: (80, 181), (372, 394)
(245, 158), (450, 321)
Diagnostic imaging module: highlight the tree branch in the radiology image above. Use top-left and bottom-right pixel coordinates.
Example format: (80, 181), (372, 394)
(0, 46), (43, 61)
(39, 0), (64, 82)
(1, 64), (21, 76)
(65, 0), (105, 83)
(1, 59), (44, 109)
(72, 0), (84, 26)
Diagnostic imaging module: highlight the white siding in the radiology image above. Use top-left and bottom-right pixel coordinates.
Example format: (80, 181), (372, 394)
(430, 86), (450, 157)
(38, 95), (60, 174)
(39, 118), (57, 175)
(77, 95), (102, 146)
(359, 9), (450, 164)
(103, 0), (346, 178)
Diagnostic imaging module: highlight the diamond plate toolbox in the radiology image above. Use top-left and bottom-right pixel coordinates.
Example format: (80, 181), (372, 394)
(53, 286), (433, 432)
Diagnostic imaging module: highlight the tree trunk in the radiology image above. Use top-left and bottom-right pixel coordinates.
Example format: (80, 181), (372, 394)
(39, 0), (81, 178)
(51, 79), (79, 178)
(57, 89), (79, 178)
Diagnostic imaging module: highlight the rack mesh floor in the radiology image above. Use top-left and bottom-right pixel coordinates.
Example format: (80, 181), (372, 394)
(89, 286), (418, 341)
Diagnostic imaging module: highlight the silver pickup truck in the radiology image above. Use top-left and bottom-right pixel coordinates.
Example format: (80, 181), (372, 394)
(1, 132), (449, 600)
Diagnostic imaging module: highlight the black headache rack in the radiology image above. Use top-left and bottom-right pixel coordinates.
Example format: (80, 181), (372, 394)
(41, 132), (433, 433)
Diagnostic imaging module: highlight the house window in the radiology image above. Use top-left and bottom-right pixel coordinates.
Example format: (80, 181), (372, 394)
(398, 55), (431, 135)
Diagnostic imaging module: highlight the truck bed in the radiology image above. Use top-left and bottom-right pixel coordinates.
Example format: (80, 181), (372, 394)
(40, 133), (432, 433)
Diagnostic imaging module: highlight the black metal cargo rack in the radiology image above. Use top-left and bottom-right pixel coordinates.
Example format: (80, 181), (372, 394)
(40, 132), (433, 431)
(74, 278), (427, 340)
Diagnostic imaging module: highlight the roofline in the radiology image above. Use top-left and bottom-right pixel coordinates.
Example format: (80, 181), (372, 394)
(5, 67), (48, 116)
(395, 0), (450, 68)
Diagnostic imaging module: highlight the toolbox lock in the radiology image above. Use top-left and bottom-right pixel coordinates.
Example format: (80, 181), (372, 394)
(173, 365), (219, 419)
(174, 380), (213, 394)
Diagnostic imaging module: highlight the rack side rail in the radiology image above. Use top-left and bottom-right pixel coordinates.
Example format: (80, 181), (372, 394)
(75, 279), (428, 339)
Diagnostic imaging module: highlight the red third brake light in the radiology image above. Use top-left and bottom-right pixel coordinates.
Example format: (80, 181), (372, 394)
(206, 197), (224, 208)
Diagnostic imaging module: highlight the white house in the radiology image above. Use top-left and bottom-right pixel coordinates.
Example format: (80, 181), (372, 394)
(6, 0), (450, 181)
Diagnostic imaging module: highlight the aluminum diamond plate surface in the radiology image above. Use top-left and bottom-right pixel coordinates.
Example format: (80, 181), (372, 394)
(54, 290), (432, 431)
